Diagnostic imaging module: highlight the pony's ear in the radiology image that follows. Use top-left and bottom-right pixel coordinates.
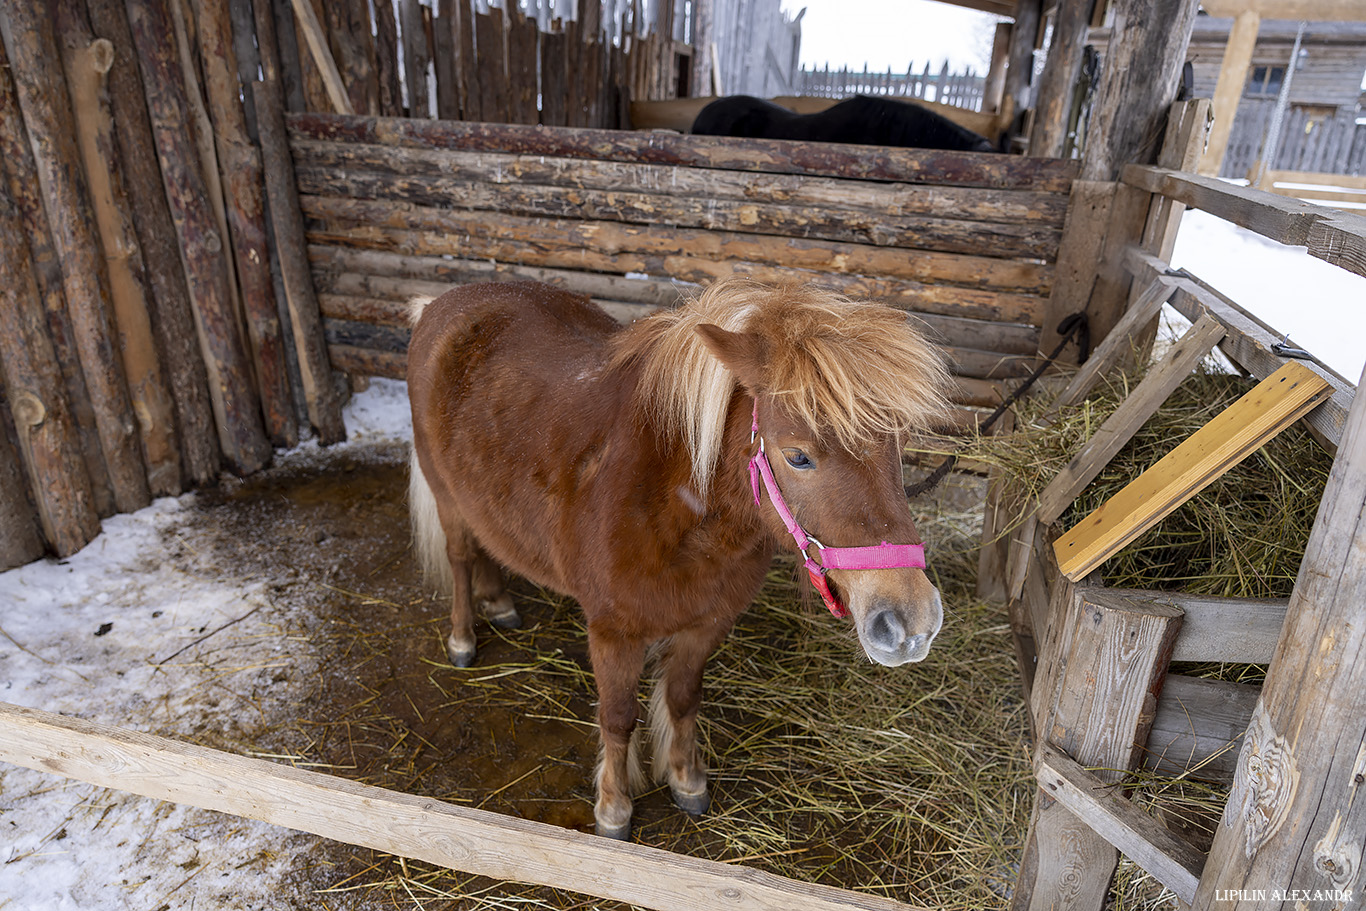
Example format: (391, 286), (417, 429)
(695, 324), (766, 391)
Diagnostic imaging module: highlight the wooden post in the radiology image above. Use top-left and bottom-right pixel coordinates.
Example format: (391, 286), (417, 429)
(0, 33), (116, 516)
(0, 182), (101, 557)
(194, 0), (299, 449)
(1005, 0), (1042, 123)
(1016, 588), (1185, 911)
(1199, 10), (1259, 177)
(86, 0), (222, 488)
(983, 21), (1012, 118)
(1190, 358), (1366, 910)
(0, 2), (151, 514)
(54, 0), (181, 498)
(253, 82), (346, 444)
(1079, 0), (1198, 182)
(125, 0), (273, 475)
(0, 406), (45, 571)
(1028, 0), (1095, 158)
(399, 0), (430, 117)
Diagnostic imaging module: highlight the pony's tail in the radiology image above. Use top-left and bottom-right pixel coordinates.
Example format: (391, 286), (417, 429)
(409, 449), (453, 595)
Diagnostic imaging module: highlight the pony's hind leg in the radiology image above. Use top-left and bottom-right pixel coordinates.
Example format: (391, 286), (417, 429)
(650, 624), (731, 818)
(408, 451), (480, 667)
(587, 626), (647, 840)
(472, 549), (520, 630)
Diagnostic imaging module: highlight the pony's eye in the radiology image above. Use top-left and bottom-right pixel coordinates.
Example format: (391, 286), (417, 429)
(783, 449), (814, 470)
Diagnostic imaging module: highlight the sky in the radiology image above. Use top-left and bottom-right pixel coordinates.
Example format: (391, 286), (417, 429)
(782, 0), (1002, 74)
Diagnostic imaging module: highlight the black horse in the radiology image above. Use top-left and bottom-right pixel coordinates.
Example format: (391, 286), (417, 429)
(691, 94), (997, 153)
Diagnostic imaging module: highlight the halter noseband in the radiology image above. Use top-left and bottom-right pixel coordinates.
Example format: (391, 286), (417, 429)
(747, 401), (926, 619)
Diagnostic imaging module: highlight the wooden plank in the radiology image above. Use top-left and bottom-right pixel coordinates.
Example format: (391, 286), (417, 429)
(1198, 0), (1366, 19)
(286, 112), (1081, 192)
(1021, 589), (1185, 911)
(0, 701), (928, 911)
(1089, 590), (1288, 664)
(300, 199), (1057, 297)
(287, 140), (1073, 227)
(1124, 246), (1354, 449)
(292, 168), (1065, 260)
(1055, 361), (1334, 580)
(1036, 313), (1227, 525)
(1036, 743), (1205, 904)
(289, 0), (354, 114)
(1145, 674), (1259, 782)
(1199, 10), (1258, 178)
(1042, 274), (1178, 418)
(307, 243), (1051, 327)
(1191, 347), (1366, 910)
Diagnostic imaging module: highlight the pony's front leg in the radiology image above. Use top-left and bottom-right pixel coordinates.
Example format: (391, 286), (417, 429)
(651, 623), (731, 817)
(587, 626), (647, 840)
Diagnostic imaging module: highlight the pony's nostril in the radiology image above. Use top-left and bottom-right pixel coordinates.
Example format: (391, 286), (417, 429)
(868, 610), (905, 650)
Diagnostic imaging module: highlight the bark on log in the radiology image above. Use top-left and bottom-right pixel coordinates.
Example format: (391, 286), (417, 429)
(299, 196), (1055, 295)
(0, 2), (150, 514)
(286, 112), (1080, 192)
(293, 166), (1063, 260)
(195, 0), (299, 449)
(255, 82), (346, 443)
(0, 32), (117, 515)
(0, 181), (101, 557)
(87, 0), (221, 487)
(0, 394), (45, 571)
(55, 0), (181, 497)
(125, 0), (272, 475)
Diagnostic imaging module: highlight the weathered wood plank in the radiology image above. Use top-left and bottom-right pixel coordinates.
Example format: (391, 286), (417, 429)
(287, 139), (1073, 227)
(1125, 247), (1353, 449)
(0, 702), (928, 911)
(0, 403), (45, 570)
(299, 199), (1056, 297)
(1090, 590), (1288, 665)
(1036, 313), (1227, 525)
(289, 0), (353, 114)
(1055, 362), (1333, 580)
(1145, 674), (1259, 782)
(1022, 588), (1185, 911)
(1039, 181), (1116, 360)
(1036, 743), (1205, 904)
(1191, 353), (1366, 909)
(293, 167), (1063, 260)
(306, 243), (1051, 326)
(286, 112), (1081, 192)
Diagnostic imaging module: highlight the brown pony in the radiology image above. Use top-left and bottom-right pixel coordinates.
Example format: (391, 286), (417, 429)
(407, 278), (951, 840)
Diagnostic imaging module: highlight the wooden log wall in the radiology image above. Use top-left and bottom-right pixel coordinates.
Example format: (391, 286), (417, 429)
(0, 0), (353, 570)
(288, 113), (1080, 423)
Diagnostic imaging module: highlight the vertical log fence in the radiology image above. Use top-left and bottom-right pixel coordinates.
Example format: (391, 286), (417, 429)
(0, 0), (697, 571)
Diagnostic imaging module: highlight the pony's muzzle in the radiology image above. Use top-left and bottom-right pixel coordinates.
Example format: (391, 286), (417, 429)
(855, 586), (942, 666)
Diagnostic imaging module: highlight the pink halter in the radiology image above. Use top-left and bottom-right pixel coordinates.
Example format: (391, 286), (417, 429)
(747, 402), (927, 619)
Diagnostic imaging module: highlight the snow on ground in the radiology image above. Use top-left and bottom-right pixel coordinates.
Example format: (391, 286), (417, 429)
(1171, 207), (1366, 385)
(0, 380), (414, 911)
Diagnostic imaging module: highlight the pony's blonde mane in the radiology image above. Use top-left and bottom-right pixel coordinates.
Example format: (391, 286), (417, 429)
(610, 278), (952, 503)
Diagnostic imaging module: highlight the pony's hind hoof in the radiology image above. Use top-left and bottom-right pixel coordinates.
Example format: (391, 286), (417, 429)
(672, 787), (710, 818)
(446, 635), (476, 668)
(483, 595), (522, 630)
(595, 820), (631, 840)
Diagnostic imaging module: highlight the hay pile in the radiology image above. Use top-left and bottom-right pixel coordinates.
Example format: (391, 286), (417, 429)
(974, 366), (1332, 601)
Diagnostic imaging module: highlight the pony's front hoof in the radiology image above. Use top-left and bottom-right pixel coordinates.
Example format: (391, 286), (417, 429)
(446, 634), (476, 668)
(671, 787), (710, 818)
(483, 595), (522, 630)
(595, 819), (631, 840)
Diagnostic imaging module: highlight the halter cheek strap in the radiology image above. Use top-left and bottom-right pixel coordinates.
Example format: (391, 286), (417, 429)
(747, 403), (926, 619)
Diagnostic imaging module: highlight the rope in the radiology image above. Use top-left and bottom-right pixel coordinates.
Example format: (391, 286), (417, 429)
(904, 313), (1090, 499)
